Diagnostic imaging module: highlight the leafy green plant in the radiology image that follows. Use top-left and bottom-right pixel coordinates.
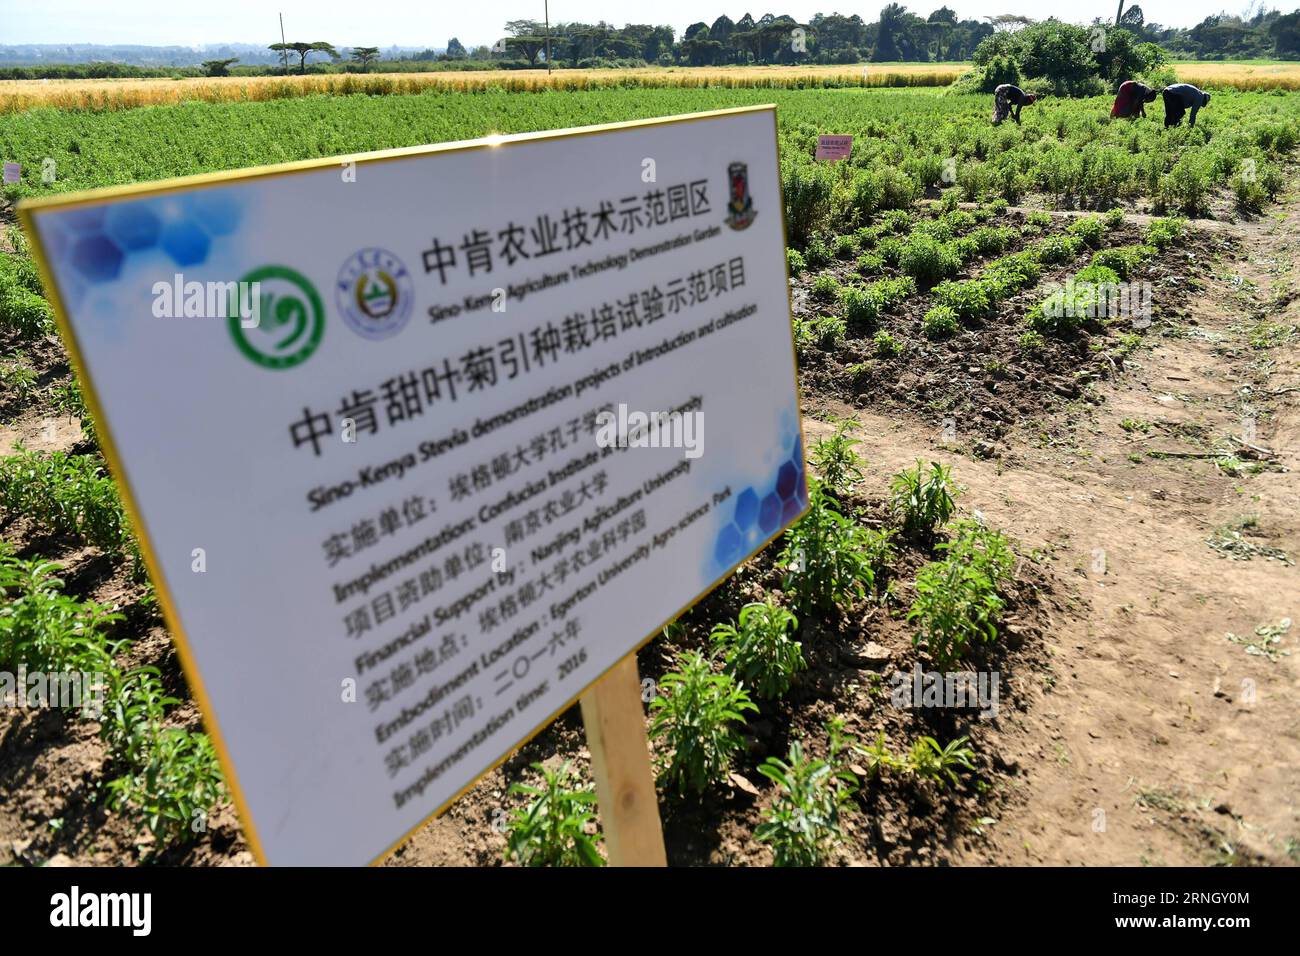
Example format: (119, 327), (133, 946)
(786, 248), (806, 277)
(932, 280), (993, 321)
(939, 518), (1016, 587)
(504, 761), (603, 867)
(811, 274), (840, 301)
(908, 556), (1005, 668)
(811, 417), (865, 496)
(755, 720), (858, 866)
(839, 284), (878, 332)
(649, 650), (756, 796)
(711, 599), (805, 700)
(889, 460), (959, 537)
(906, 735), (976, 788)
(1143, 216), (1185, 249)
(873, 328), (901, 358)
(780, 480), (889, 613)
(899, 234), (960, 286)
(922, 304), (959, 339)
(0, 449), (143, 576)
(103, 666), (227, 850)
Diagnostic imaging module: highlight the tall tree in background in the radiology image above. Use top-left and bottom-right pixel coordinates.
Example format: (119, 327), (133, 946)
(268, 41), (339, 74)
(350, 46), (379, 71)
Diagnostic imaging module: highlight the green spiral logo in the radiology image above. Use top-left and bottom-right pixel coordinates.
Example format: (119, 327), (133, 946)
(228, 265), (324, 370)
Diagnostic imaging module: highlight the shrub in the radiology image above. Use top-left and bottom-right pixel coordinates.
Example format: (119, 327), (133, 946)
(873, 329), (902, 358)
(1033, 232), (1084, 265)
(840, 285), (878, 333)
(922, 304), (960, 339)
(889, 460), (959, 537)
(0, 285), (54, 338)
(649, 651), (756, 796)
(967, 225), (1016, 257)
(1104, 207), (1126, 231)
(811, 274), (840, 301)
(811, 417), (865, 496)
(504, 762), (603, 867)
(1143, 217), (1185, 249)
(856, 251), (885, 276)
(1066, 216), (1106, 248)
(1090, 244), (1154, 280)
(908, 555), (1005, 668)
(899, 234), (960, 286)
(932, 280), (993, 321)
(786, 248), (806, 277)
(804, 237), (832, 270)
(783, 161), (834, 246)
(779, 480), (888, 614)
(756, 722), (858, 867)
(711, 600), (806, 700)
(833, 234), (857, 260)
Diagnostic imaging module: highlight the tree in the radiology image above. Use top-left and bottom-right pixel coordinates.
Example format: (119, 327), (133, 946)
(1270, 11), (1300, 57)
(987, 15), (1033, 33)
(445, 38), (468, 59)
(268, 41), (339, 74)
(350, 46), (380, 71)
(201, 57), (238, 77)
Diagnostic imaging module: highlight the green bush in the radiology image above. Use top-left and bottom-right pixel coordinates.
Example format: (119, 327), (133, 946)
(779, 480), (890, 614)
(649, 650), (756, 796)
(811, 274), (840, 301)
(907, 556), (1004, 668)
(932, 280), (993, 321)
(1143, 217), (1185, 249)
(810, 417), (865, 496)
(786, 248), (806, 277)
(889, 460), (959, 537)
(504, 762), (603, 867)
(900, 234), (960, 286)
(711, 600), (806, 700)
(840, 285), (878, 333)
(756, 722), (857, 867)
(1066, 216), (1106, 248)
(1090, 244), (1154, 280)
(922, 304), (960, 339)
(783, 161), (834, 247)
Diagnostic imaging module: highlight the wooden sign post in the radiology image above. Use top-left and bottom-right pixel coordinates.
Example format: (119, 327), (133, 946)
(579, 654), (667, 866)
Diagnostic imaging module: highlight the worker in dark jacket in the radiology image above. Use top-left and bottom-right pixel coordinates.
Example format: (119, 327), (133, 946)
(992, 84), (1037, 126)
(1162, 83), (1211, 128)
(1112, 80), (1159, 119)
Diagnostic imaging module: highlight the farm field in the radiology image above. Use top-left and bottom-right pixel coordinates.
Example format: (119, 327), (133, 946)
(1, 84), (1299, 867)
(2, 59), (1300, 114)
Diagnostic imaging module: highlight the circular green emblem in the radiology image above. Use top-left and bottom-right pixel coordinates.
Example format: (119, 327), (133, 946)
(228, 265), (324, 370)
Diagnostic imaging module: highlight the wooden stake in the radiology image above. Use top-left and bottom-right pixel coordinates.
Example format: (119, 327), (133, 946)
(580, 654), (667, 867)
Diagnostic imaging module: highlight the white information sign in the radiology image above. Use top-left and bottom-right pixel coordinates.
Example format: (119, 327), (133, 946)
(21, 106), (807, 866)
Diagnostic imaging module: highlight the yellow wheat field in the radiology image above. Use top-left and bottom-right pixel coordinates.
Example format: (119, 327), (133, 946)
(0, 64), (964, 113)
(2, 61), (1297, 114)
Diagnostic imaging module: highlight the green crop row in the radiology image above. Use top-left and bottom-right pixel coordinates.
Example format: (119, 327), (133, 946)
(0, 549), (225, 853)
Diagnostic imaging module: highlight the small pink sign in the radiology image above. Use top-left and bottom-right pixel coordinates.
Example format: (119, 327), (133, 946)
(815, 135), (853, 162)
(2, 163), (19, 184)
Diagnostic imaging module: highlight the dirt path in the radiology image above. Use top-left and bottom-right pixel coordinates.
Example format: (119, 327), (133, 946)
(801, 193), (1300, 866)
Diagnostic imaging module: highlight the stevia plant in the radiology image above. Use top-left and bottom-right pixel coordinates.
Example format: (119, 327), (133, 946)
(649, 650), (756, 797)
(889, 460), (960, 538)
(503, 761), (604, 867)
(756, 719), (859, 867)
(780, 480), (892, 614)
(810, 417), (865, 497)
(711, 599), (806, 700)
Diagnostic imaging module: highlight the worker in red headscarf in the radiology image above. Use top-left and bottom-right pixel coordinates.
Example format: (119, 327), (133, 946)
(1112, 80), (1159, 119)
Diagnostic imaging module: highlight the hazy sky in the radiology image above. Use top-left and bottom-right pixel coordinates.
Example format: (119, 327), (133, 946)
(0, 1), (1268, 48)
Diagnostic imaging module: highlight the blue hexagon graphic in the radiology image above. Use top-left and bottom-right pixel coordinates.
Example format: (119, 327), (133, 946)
(734, 488), (759, 531)
(776, 461), (798, 500)
(758, 492), (782, 535)
(183, 192), (241, 236)
(160, 219), (211, 266)
(781, 496), (803, 525)
(714, 523), (743, 566)
(70, 234), (124, 283)
(105, 204), (162, 251)
(62, 207), (108, 233)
